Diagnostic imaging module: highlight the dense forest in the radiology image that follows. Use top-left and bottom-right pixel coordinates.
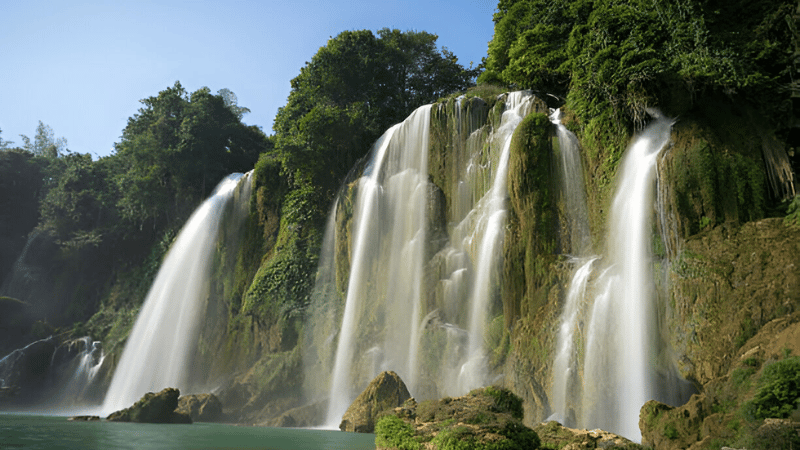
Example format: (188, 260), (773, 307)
(2, 2), (800, 449)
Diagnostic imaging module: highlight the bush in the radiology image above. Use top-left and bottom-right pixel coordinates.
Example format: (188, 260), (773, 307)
(484, 386), (524, 420)
(375, 415), (421, 450)
(744, 356), (800, 420)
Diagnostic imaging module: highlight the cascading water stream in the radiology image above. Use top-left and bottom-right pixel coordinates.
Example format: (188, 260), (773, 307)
(102, 172), (252, 415)
(550, 109), (591, 256)
(549, 256), (596, 426)
(581, 115), (674, 441)
(322, 93), (537, 427)
(548, 108), (594, 426)
(457, 92), (534, 393)
(325, 105), (431, 427)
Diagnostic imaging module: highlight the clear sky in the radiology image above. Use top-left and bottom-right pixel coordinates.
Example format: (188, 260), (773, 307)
(1, 0), (497, 159)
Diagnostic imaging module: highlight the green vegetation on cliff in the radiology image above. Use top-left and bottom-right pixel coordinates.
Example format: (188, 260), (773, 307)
(375, 387), (540, 450)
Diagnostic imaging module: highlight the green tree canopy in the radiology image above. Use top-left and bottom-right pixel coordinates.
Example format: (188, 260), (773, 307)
(481, 0), (796, 121)
(273, 28), (479, 205)
(0, 128), (15, 150)
(19, 121), (67, 158)
(113, 81), (269, 228)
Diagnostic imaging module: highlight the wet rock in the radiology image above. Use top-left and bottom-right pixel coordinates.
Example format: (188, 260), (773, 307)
(340, 370), (411, 433)
(176, 393), (223, 422)
(107, 387), (192, 424)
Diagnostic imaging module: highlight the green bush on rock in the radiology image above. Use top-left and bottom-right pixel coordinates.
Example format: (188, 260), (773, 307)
(375, 415), (421, 450)
(375, 387), (539, 450)
(744, 356), (800, 420)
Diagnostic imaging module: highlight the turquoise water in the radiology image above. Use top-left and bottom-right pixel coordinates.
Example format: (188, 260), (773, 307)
(0, 414), (376, 450)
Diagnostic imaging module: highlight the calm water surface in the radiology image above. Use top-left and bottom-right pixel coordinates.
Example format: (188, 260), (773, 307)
(0, 414), (376, 450)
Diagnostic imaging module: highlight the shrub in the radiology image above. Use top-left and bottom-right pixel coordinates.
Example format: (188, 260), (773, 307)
(744, 356), (800, 420)
(375, 415), (421, 450)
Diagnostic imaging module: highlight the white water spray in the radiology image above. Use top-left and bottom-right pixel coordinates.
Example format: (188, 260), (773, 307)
(102, 172), (252, 414)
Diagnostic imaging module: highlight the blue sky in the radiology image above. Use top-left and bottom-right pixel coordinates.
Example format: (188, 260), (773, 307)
(1, 0), (496, 159)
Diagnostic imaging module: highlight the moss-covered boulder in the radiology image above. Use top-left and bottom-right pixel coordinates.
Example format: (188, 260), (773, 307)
(176, 393), (223, 422)
(340, 370), (411, 433)
(533, 420), (641, 449)
(375, 386), (540, 450)
(107, 388), (192, 424)
(639, 394), (713, 450)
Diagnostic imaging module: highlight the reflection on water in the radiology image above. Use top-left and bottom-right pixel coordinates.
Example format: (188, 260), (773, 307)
(0, 414), (376, 450)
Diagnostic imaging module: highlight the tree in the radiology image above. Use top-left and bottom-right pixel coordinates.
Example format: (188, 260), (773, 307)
(0, 128), (15, 150)
(113, 82), (267, 229)
(480, 0), (796, 120)
(19, 121), (67, 158)
(273, 29), (479, 205)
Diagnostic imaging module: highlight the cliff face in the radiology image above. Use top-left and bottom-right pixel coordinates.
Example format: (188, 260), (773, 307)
(171, 90), (800, 437)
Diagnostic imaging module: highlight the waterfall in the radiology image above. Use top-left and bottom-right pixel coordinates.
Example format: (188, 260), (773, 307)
(546, 112), (682, 440)
(320, 92), (537, 427)
(549, 256), (596, 426)
(102, 172), (252, 414)
(457, 92), (534, 393)
(580, 116), (674, 440)
(550, 109), (591, 256)
(324, 105), (432, 427)
(548, 108), (594, 427)
(49, 337), (106, 410)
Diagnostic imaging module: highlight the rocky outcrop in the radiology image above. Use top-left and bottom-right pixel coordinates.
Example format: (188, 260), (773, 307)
(261, 399), (327, 427)
(639, 394), (714, 450)
(640, 313), (800, 449)
(176, 393), (223, 422)
(533, 421), (640, 449)
(340, 370), (411, 433)
(0, 337), (56, 403)
(107, 388), (192, 424)
(375, 386), (540, 450)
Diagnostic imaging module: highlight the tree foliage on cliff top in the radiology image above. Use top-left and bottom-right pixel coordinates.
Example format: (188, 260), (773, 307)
(273, 28), (479, 206)
(482, 0), (796, 122)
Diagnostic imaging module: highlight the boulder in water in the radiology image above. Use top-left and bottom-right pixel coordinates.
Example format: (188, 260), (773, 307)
(340, 370), (411, 433)
(68, 415), (100, 421)
(176, 393), (223, 422)
(107, 387), (192, 424)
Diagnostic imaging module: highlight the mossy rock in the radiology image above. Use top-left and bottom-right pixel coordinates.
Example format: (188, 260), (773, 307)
(107, 387), (192, 424)
(340, 370), (411, 433)
(376, 386), (540, 450)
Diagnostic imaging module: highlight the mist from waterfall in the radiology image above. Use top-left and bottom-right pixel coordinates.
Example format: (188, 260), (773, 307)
(318, 93), (536, 428)
(101, 172), (252, 415)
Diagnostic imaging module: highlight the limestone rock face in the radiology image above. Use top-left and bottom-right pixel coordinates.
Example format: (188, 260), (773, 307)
(176, 393), (223, 422)
(340, 370), (411, 433)
(107, 387), (192, 424)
